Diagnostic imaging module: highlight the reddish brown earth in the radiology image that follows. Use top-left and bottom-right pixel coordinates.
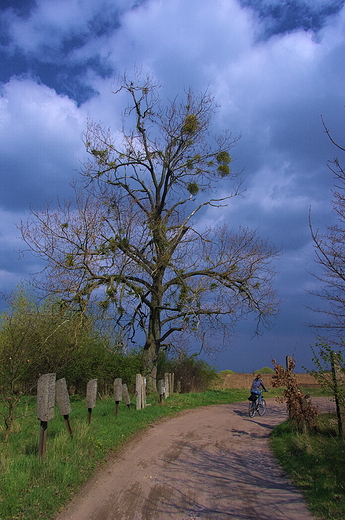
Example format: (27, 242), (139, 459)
(54, 397), (334, 520)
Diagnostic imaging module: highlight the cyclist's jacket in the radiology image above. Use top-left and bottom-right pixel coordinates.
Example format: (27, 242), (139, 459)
(251, 378), (267, 392)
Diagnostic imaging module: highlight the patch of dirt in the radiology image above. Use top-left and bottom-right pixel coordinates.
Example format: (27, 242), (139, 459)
(54, 397), (333, 520)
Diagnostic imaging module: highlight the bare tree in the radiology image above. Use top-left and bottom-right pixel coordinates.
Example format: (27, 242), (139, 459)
(21, 74), (279, 389)
(309, 116), (345, 341)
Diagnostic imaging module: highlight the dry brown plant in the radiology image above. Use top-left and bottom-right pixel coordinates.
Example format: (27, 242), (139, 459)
(271, 358), (319, 432)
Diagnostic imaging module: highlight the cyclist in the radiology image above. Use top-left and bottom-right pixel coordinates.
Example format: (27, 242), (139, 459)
(250, 374), (267, 405)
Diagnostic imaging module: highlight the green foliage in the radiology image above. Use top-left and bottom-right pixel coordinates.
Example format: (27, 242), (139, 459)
(254, 367), (274, 374)
(0, 287), (144, 434)
(308, 342), (345, 399)
(182, 114), (200, 134)
(159, 352), (218, 393)
(187, 181), (199, 195)
(217, 164), (230, 176)
(216, 151), (231, 164)
(216, 150), (231, 177)
(218, 369), (235, 375)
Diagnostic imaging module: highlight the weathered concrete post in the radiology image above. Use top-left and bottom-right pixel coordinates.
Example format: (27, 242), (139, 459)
(164, 373), (169, 399)
(122, 384), (131, 410)
(167, 373), (173, 394)
(86, 379), (97, 424)
(37, 373), (56, 458)
(141, 377), (146, 408)
(136, 374), (142, 410)
(56, 377), (73, 437)
(157, 379), (165, 404)
(114, 378), (122, 415)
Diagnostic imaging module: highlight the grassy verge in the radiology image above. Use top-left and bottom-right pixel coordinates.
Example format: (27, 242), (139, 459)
(270, 412), (345, 520)
(0, 389), (247, 520)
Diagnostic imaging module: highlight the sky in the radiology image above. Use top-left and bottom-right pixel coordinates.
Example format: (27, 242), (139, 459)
(1, 0), (345, 373)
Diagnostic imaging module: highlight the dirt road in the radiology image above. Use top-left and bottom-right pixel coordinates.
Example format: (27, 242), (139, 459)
(55, 398), (330, 520)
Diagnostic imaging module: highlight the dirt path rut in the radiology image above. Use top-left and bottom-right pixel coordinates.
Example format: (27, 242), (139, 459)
(55, 398), (330, 520)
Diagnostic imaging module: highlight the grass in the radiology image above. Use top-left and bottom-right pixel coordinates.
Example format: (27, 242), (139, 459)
(1, 387), (340, 520)
(0, 389), (248, 520)
(270, 412), (345, 520)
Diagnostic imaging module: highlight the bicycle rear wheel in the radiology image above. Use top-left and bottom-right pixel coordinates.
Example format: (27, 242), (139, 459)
(257, 399), (266, 416)
(248, 400), (256, 417)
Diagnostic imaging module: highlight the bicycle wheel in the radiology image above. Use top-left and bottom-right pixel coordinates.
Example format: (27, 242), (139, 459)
(249, 400), (256, 417)
(257, 399), (266, 416)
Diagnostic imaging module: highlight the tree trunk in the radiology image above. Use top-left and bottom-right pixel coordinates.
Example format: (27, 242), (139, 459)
(143, 264), (164, 392)
(143, 338), (159, 392)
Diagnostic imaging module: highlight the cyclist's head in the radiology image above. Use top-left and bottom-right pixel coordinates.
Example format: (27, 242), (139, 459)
(256, 374), (261, 379)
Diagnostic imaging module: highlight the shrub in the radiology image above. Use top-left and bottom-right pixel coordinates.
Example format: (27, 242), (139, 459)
(160, 353), (218, 393)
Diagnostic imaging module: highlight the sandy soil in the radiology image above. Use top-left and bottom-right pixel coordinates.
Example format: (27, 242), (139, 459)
(54, 397), (333, 520)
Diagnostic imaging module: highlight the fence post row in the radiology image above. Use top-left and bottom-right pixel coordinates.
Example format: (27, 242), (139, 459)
(35, 372), (175, 455)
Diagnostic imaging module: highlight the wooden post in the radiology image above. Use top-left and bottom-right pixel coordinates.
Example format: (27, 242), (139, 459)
(122, 384), (131, 410)
(114, 378), (122, 415)
(56, 378), (73, 437)
(86, 379), (97, 424)
(136, 374), (142, 410)
(39, 421), (48, 458)
(331, 352), (345, 437)
(286, 356), (294, 419)
(37, 373), (56, 458)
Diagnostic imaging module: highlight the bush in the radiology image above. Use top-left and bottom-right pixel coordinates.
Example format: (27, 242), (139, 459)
(254, 367), (274, 374)
(159, 353), (218, 393)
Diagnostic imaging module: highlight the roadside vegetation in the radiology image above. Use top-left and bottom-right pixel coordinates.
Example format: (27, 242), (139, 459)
(271, 412), (345, 520)
(0, 388), (247, 520)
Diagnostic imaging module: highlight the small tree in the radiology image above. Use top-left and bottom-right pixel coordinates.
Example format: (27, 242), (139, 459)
(21, 73), (279, 390)
(308, 116), (345, 434)
(308, 343), (345, 436)
(309, 117), (345, 342)
(0, 286), (87, 438)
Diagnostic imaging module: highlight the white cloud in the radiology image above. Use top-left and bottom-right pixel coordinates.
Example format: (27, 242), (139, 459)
(2, 0), (138, 57)
(0, 78), (87, 209)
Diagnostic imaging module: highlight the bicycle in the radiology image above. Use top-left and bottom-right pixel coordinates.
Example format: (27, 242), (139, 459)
(248, 391), (266, 417)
